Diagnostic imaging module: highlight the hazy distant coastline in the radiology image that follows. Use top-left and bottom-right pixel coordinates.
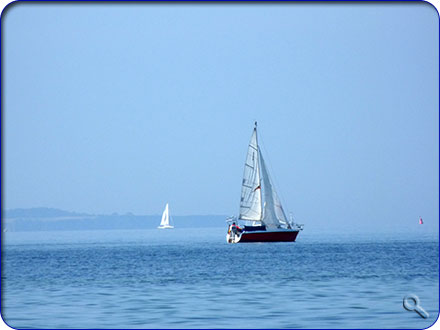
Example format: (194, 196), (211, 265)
(3, 207), (439, 237)
(3, 208), (228, 232)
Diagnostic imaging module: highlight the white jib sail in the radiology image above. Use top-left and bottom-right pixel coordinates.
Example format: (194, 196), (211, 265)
(160, 203), (169, 226)
(260, 152), (290, 229)
(239, 127), (263, 221)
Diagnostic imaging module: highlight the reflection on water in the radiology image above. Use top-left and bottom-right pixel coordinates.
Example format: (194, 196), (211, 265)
(2, 228), (438, 328)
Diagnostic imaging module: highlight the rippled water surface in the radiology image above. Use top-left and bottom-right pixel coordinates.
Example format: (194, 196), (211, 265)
(1, 228), (438, 328)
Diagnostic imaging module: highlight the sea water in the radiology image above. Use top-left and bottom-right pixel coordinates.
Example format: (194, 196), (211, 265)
(1, 228), (438, 329)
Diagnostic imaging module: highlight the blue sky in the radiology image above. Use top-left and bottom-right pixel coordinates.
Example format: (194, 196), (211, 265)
(3, 3), (438, 230)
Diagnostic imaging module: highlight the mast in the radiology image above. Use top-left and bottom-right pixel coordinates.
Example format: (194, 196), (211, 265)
(254, 122), (262, 219)
(254, 121), (263, 222)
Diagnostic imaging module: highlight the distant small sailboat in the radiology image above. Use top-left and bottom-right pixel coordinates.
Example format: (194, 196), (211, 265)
(419, 217), (424, 225)
(158, 203), (174, 229)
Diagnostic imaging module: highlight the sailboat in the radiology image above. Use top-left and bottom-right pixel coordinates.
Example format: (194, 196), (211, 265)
(158, 203), (174, 229)
(227, 122), (303, 243)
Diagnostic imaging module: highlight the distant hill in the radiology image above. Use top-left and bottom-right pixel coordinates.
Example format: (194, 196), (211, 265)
(4, 207), (91, 219)
(2, 208), (228, 232)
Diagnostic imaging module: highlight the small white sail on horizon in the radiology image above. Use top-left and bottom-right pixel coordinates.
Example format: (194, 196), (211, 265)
(158, 203), (174, 229)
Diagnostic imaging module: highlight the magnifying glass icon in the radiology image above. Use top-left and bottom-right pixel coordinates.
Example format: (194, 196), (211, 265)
(403, 294), (429, 319)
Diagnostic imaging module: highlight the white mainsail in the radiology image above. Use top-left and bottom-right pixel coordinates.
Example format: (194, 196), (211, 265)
(239, 127), (263, 221)
(158, 203), (173, 229)
(238, 124), (290, 229)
